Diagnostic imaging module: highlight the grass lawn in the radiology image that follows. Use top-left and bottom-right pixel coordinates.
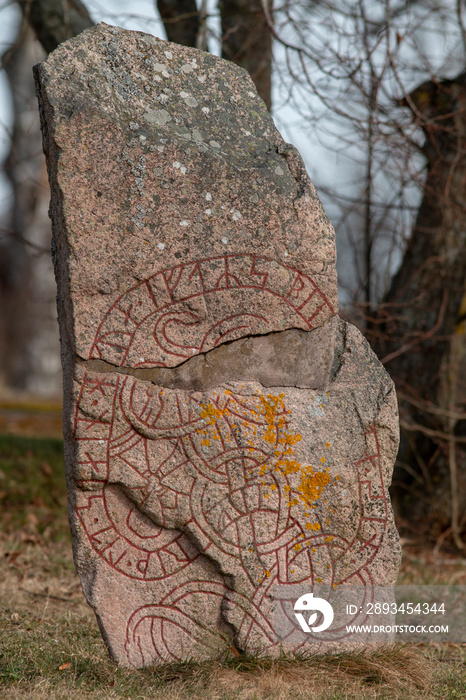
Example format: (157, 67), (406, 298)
(1, 430), (465, 699)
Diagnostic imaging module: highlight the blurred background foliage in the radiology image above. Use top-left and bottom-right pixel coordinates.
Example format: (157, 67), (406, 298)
(0, 0), (465, 551)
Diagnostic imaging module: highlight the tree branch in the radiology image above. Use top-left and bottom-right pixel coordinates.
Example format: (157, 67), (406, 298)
(17, 0), (93, 54)
(156, 0), (199, 47)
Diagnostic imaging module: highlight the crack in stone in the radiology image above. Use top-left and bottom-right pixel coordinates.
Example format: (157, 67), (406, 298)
(34, 20), (401, 668)
(330, 318), (348, 380)
(78, 320), (336, 391)
(105, 484), (246, 653)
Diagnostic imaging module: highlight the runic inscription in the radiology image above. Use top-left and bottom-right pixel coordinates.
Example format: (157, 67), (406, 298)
(75, 372), (393, 664)
(35, 22), (401, 668)
(90, 254), (335, 368)
(69, 269), (398, 664)
(76, 376), (388, 587)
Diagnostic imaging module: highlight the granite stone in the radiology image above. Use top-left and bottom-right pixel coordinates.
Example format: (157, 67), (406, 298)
(34, 23), (401, 667)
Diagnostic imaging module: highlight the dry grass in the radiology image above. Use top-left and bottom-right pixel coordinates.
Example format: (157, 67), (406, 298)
(0, 554), (439, 700)
(0, 390), (62, 439)
(1, 432), (465, 699)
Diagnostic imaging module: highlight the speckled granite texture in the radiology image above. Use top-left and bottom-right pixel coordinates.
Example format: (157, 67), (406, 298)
(35, 23), (400, 667)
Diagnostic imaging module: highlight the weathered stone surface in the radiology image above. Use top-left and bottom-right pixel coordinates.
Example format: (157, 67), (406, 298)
(35, 23), (401, 667)
(81, 318), (338, 391)
(34, 22), (337, 367)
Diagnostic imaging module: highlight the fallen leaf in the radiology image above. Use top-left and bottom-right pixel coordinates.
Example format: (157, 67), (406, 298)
(26, 512), (39, 526)
(40, 461), (53, 477)
(20, 532), (41, 544)
(5, 551), (21, 564)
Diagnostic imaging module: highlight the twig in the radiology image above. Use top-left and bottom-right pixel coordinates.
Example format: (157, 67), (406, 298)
(397, 390), (466, 422)
(19, 586), (71, 603)
(448, 428), (464, 549)
(381, 288), (448, 364)
(400, 418), (466, 444)
(433, 527), (453, 561)
(196, 0), (208, 51)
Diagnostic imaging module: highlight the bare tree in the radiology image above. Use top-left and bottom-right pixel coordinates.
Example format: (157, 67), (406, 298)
(0, 1), (94, 395)
(1, 0), (465, 546)
(156, 0), (273, 108)
(255, 0), (466, 548)
(374, 74), (466, 548)
(0, 20), (56, 394)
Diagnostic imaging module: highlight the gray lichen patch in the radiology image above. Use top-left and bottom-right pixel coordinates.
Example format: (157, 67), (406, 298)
(34, 23), (400, 669)
(43, 22), (276, 161)
(34, 23), (337, 360)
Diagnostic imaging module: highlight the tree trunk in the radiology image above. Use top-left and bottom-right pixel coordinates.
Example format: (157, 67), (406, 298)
(0, 0), (94, 395)
(219, 0), (272, 109)
(17, 0), (93, 53)
(156, 0), (273, 109)
(156, 0), (199, 48)
(0, 22), (60, 395)
(375, 74), (466, 542)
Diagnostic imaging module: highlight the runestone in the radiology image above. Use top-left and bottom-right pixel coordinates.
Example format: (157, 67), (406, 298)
(35, 23), (401, 666)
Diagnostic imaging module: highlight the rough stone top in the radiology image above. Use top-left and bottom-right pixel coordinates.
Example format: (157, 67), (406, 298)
(35, 22), (338, 364)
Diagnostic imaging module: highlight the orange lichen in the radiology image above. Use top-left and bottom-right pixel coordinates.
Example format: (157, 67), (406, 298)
(199, 403), (227, 424)
(196, 389), (339, 538)
(298, 467), (331, 504)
